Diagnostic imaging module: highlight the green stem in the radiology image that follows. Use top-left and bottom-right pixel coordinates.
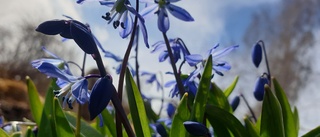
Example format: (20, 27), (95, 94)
(258, 40), (271, 86)
(162, 32), (185, 97)
(240, 93), (257, 122)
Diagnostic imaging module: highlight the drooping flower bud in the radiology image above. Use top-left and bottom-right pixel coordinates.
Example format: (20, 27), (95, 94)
(70, 20), (97, 54)
(35, 20), (68, 35)
(253, 76), (269, 101)
(183, 121), (209, 136)
(251, 43), (262, 68)
(89, 76), (115, 120)
(155, 123), (168, 137)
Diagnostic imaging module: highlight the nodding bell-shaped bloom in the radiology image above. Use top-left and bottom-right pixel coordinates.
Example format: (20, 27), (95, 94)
(183, 121), (209, 136)
(89, 76), (115, 120)
(185, 44), (239, 77)
(151, 38), (187, 63)
(99, 0), (150, 48)
(36, 20), (98, 54)
(230, 95), (240, 111)
(31, 48), (90, 109)
(140, 0), (194, 32)
(253, 76), (269, 101)
(252, 42), (262, 68)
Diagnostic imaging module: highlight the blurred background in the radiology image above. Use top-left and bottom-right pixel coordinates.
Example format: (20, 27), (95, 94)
(0, 0), (319, 135)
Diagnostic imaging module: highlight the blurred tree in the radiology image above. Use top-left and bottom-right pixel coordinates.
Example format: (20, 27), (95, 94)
(243, 0), (320, 102)
(0, 19), (75, 95)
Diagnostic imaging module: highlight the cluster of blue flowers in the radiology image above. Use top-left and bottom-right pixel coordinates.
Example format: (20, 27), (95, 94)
(31, 0), (240, 136)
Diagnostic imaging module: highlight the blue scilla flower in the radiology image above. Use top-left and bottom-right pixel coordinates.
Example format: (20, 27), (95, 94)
(151, 38), (187, 63)
(140, 0), (194, 32)
(183, 121), (209, 136)
(165, 74), (198, 98)
(185, 44), (239, 77)
(140, 71), (163, 91)
(36, 19), (98, 54)
(253, 74), (269, 101)
(97, 0), (149, 47)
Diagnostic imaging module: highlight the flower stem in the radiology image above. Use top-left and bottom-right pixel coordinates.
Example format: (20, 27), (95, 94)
(162, 32), (185, 97)
(258, 40), (271, 85)
(135, 26), (141, 91)
(240, 93), (257, 122)
(116, 0), (140, 136)
(75, 52), (87, 137)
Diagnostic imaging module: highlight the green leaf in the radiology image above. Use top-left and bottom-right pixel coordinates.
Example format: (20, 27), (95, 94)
(293, 107), (300, 134)
(65, 112), (104, 137)
(99, 109), (117, 137)
(224, 76), (239, 97)
(125, 68), (151, 137)
(10, 132), (22, 137)
(0, 128), (9, 137)
(206, 105), (248, 137)
(208, 82), (232, 112)
(302, 126), (320, 137)
(272, 77), (297, 137)
(26, 76), (43, 126)
(244, 117), (259, 137)
(170, 93), (190, 137)
(260, 85), (285, 137)
(190, 55), (212, 122)
(37, 81), (56, 137)
(53, 98), (74, 137)
(24, 127), (35, 137)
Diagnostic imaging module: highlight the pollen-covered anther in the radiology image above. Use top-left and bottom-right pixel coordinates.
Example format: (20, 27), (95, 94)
(113, 21), (120, 29)
(102, 12), (112, 21)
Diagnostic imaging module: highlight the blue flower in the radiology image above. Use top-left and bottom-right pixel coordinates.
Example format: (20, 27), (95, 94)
(99, 0), (150, 48)
(253, 75), (269, 101)
(252, 42), (262, 68)
(140, 71), (163, 91)
(89, 76), (115, 120)
(183, 121), (209, 136)
(185, 44), (239, 77)
(31, 48), (90, 108)
(165, 74), (198, 98)
(140, 0), (194, 32)
(151, 38), (187, 63)
(36, 20), (98, 54)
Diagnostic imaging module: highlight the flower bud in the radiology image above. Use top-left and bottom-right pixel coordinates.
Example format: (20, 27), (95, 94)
(183, 121), (209, 136)
(251, 43), (262, 68)
(231, 96), (240, 111)
(253, 76), (269, 101)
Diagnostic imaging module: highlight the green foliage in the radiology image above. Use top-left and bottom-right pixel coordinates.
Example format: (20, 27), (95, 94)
(125, 68), (151, 137)
(6, 64), (319, 137)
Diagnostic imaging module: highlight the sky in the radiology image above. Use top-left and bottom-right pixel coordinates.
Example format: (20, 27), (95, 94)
(1, 0), (319, 135)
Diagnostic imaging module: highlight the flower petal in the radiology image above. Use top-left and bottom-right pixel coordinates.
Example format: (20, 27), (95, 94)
(159, 51), (169, 62)
(70, 20), (97, 54)
(185, 54), (203, 66)
(211, 45), (239, 59)
(104, 51), (123, 62)
(89, 77), (114, 120)
(71, 79), (89, 104)
(166, 103), (175, 118)
(157, 8), (169, 33)
(166, 4), (194, 21)
(140, 4), (158, 19)
(36, 20), (68, 35)
(119, 11), (133, 38)
(138, 20), (150, 48)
